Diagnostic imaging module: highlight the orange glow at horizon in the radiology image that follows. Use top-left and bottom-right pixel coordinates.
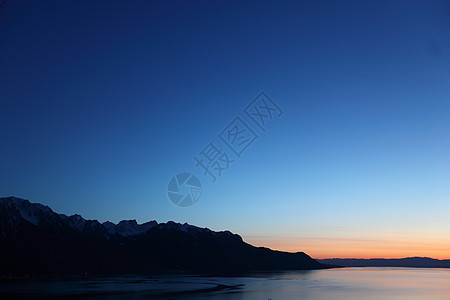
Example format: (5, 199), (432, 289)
(244, 235), (450, 260)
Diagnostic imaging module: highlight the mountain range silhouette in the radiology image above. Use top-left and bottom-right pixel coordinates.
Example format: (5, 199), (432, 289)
(0, 197), (331, 275)
(319, 257), (450, 268)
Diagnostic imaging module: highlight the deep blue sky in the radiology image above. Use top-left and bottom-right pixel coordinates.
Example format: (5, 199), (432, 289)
(1, 1), (449, 258)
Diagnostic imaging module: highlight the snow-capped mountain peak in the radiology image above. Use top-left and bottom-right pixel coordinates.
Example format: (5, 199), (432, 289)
(103, 219), (158, 236)
(65, 214), (87, 232)
(0, 197), (217, 239)
(2, 197), (54, 226)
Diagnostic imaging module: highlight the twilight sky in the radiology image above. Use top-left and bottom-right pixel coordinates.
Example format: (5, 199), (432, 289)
(1, 0), (449, 259)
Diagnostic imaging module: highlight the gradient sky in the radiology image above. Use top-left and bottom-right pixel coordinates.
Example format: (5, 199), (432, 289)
(1, 0), (449, 259)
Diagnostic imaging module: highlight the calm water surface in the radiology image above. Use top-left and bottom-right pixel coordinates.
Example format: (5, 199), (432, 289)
(1, 268), (450, 299)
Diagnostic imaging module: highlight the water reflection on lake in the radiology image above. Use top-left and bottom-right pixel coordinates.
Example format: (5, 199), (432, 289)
(1, 268), (450, 299)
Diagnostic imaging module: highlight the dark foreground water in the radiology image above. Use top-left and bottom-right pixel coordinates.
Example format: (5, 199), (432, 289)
(1, 268), (450, 299)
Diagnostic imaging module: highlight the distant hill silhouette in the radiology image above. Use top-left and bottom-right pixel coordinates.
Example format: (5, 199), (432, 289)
(0, 197), (332, 275)
(319, 257), (450, 268)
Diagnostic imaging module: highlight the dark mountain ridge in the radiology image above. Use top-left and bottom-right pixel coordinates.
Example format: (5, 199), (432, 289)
(0, 197), (331, 275)
(319, 257), (450, 268)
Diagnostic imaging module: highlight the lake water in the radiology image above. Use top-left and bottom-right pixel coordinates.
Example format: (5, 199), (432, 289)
(1, 268), (450, 299)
